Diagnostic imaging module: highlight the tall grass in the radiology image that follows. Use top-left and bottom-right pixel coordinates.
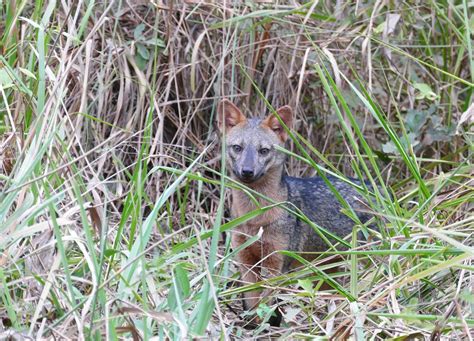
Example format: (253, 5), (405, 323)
(1, 1), (473, 339)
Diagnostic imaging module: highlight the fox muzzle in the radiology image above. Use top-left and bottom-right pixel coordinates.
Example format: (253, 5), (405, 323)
(237, 147), (260, 182)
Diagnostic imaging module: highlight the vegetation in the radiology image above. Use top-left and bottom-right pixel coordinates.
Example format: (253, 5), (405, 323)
(0, 0), (473, 339)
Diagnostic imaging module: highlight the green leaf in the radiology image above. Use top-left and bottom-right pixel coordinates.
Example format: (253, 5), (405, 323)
(382, 132), (418, 155)
(144, 37), (166, 48)
(297, 279), (314, 293)
(104, 249), (120, 258)
(136, 43), (150, 60)
(413, 83), (439, 101)
(374, 21), (385, 34)
(174, 263), (190, 298)
(134, 53), (148, 71)
(406, 109), (429, 133)
(18, 67), (37, 80)
(424, 126), (454, 144)
(134, 23), (145, 41)
(0, 68), (14, 89)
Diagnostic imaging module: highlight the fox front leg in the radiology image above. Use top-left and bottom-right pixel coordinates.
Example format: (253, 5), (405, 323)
(261, 252), (285, 282)
(260, 252), (285, 326)
(238, 262), (262, 311)
(232, 234), (263, 311)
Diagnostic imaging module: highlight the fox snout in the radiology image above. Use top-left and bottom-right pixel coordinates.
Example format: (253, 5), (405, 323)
(237, 168), (258, 183)
(233, 146), (262, 183)
(239, 166), (257, 182)
(241, 168), (254, 179)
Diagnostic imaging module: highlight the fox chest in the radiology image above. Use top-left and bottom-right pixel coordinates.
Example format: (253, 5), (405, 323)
(232, 223), (290, 258)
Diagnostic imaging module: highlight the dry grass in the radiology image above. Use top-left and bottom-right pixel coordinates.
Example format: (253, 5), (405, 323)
(1, 1), (473, 339)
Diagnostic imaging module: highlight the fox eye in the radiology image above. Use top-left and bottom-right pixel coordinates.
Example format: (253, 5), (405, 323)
(232, 145), (242, 153)
(259, 148), (270, 156)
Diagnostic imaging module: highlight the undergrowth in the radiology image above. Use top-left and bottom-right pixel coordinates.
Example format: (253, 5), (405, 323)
(0, 1), (473, 339)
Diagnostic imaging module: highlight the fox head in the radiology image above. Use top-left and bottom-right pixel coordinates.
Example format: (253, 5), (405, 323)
(217, 99), (293, 185)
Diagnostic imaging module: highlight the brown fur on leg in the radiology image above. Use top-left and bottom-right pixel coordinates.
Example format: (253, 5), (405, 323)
(232, 233), (263, 311)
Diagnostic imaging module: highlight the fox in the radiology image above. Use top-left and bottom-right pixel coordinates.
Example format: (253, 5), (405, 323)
(217, 99), (373, 324)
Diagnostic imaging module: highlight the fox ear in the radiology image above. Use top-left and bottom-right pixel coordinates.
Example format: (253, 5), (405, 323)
(217, 99), (247, 132)
(262, 106), (293, 142)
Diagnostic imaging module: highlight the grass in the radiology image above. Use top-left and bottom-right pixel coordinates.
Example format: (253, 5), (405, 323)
(1, 1), (473, 339)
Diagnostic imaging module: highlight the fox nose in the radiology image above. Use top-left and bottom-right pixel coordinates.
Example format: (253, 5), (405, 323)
(241, 168), (254, 179)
